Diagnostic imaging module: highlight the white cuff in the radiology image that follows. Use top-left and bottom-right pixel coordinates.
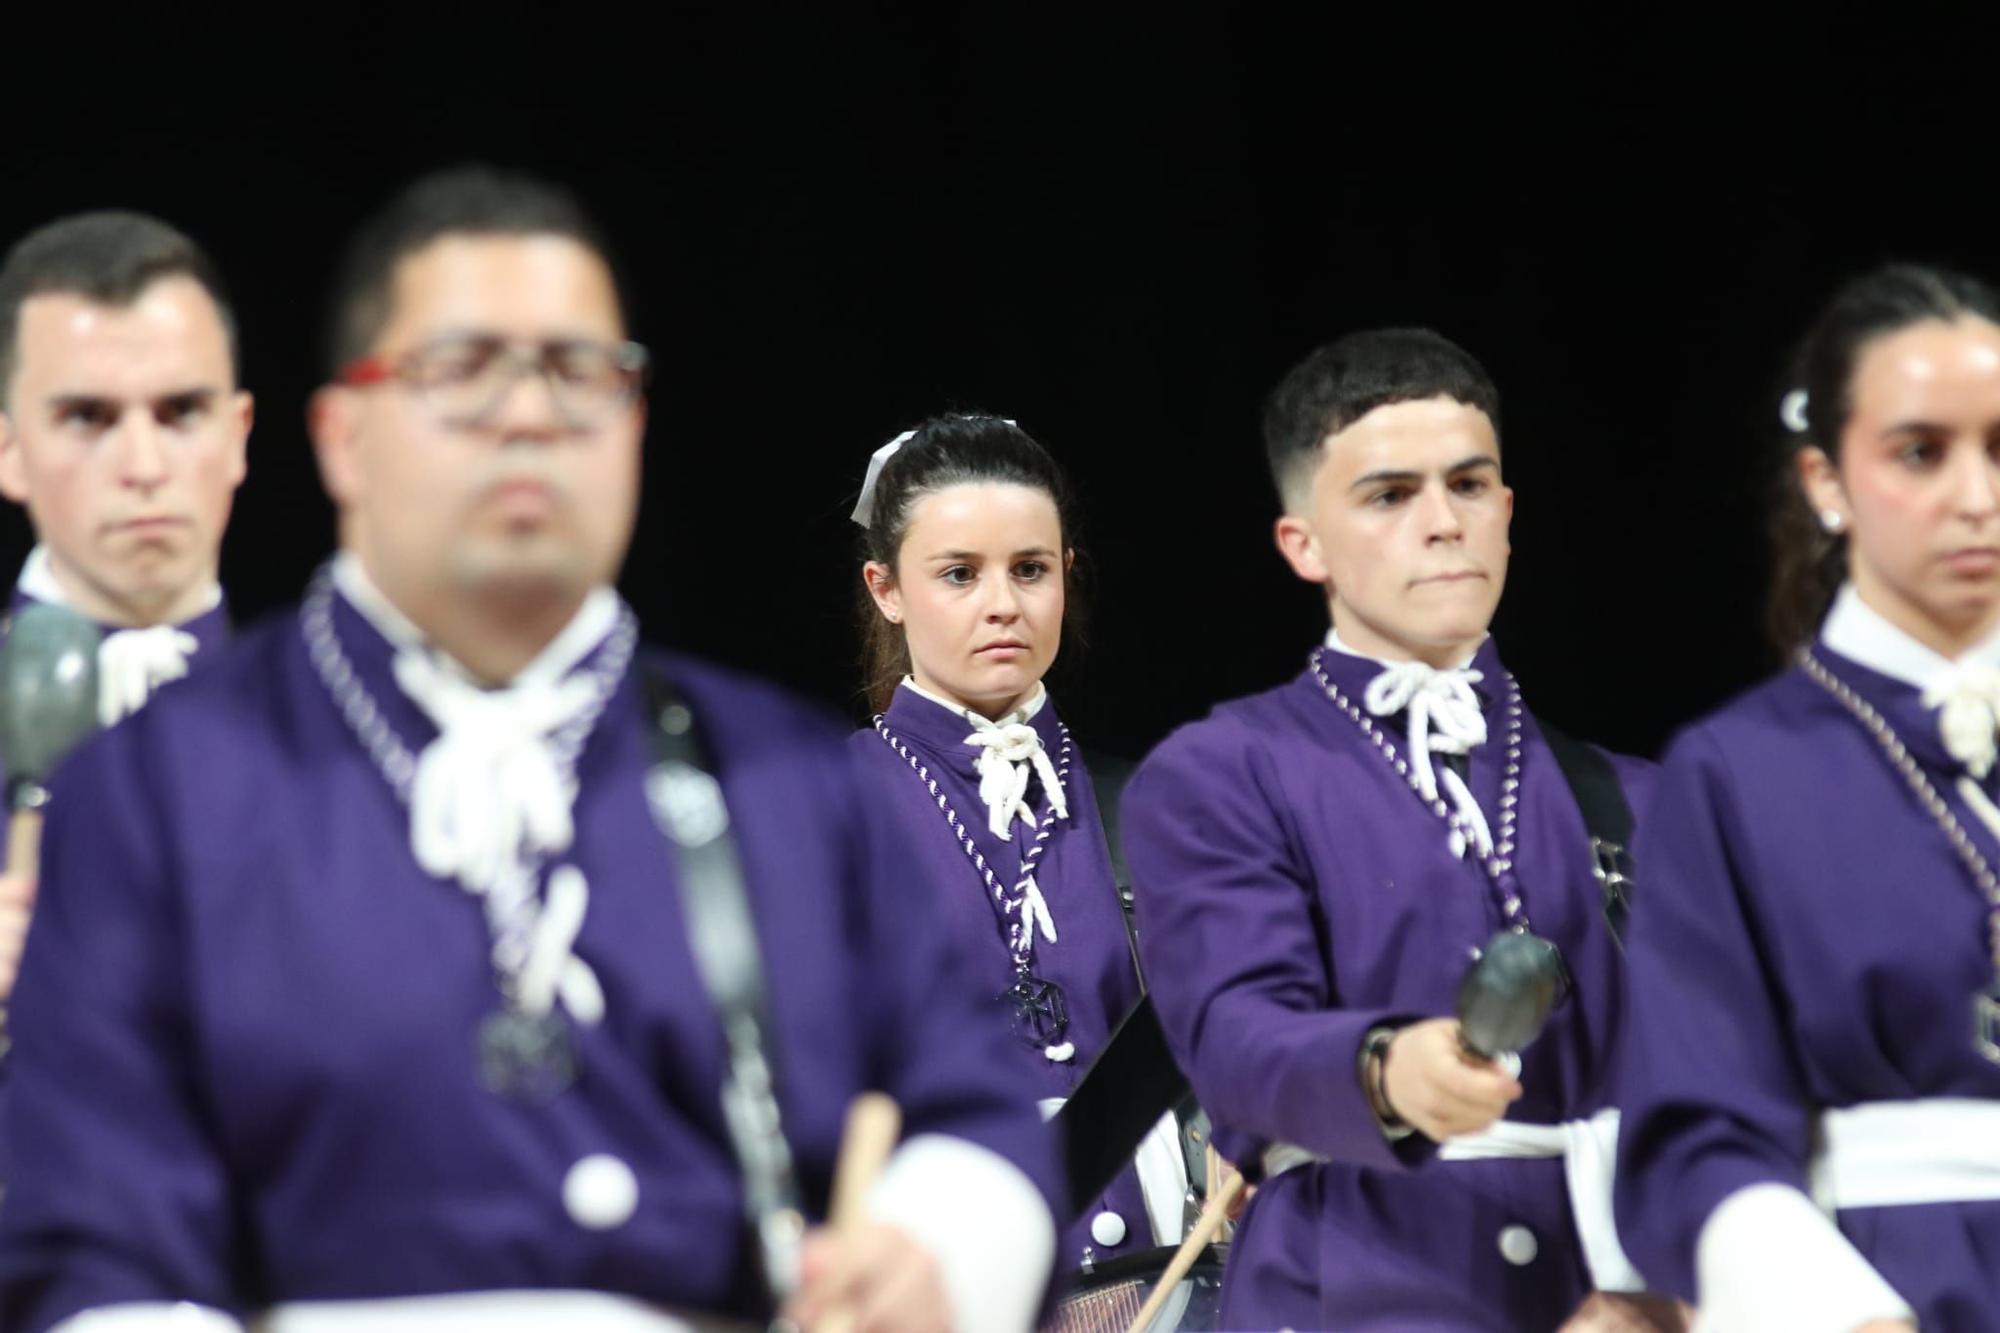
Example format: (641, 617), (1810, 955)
(867, 1134), (1055, 1333)
(1694, 1182), (1913, 1333)
(50, 1305), (244, 1333)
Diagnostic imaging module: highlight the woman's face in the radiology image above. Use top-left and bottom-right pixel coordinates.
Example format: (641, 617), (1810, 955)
(1804, 315), (2000, 656)
(865, 482), (1067, 719)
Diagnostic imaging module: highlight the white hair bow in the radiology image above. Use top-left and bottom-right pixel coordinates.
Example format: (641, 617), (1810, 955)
(850, 418), (1023, 527)
(851, 431), (918, 527)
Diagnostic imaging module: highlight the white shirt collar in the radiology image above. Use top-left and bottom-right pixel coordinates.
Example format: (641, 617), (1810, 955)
(899, 674), (1049, 728)
(1819, 583), (2000, 692)
(1324, 625), (1483, 672)
(330, 551), (619, 690)
(18, 543), (222, 622)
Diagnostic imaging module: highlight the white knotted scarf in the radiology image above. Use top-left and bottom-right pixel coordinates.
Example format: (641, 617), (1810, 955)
(97, 623), (200, 724)
(16, 544), (217, 724)
(335, 554), (618, 1026)
(1362, 658), (1495, 859)
(1924, 662), (2000, 845)
(1822, 583), (2000, 848)
(901, 676), (1069, 943)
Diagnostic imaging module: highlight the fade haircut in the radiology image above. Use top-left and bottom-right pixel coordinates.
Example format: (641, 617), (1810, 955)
(323, 164), (627, 376)
(0, 211), (237, 408)
(1261, 327), (1500, 508)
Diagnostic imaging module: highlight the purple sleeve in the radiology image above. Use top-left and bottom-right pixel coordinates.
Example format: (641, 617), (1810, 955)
(0, 724), (244, 1331)
(1123, 723), (1421, 1172)
(1612, 724), (1815, 1301)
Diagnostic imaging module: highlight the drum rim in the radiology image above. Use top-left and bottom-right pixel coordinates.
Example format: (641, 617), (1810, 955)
(1059, 1243), (1226, 1292)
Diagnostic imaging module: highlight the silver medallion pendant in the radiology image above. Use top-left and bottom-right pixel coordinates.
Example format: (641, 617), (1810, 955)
(1976, 992), (2000, 1067)
(1003, 973), (1069, 1051)
(479, 1007), (577, 1102)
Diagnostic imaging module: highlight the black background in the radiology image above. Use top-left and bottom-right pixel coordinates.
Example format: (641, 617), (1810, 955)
(7, 7), (1995, 760)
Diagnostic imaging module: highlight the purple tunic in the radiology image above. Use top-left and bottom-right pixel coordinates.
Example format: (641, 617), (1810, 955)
(1124, 640), (1652, 1332)
(848, 685), (1150, 1269)
(1615, 646), (2000, 1328)
(0, 592), (1058, 1332)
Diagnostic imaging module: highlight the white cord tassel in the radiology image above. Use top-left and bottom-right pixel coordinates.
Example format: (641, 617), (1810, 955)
(1017, 872), (1058, 944)
(1364, 660), (1492, 857)
(515, 865), (605, 1024)
(97, 624), (199, 724)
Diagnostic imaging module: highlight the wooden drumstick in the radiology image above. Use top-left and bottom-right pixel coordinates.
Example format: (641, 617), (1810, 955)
(7, 808), (39, 882)
(1124, 1164), (1246, 1333)
(829, 1091), (902, 1226)
(817, 1092), (903, 1333)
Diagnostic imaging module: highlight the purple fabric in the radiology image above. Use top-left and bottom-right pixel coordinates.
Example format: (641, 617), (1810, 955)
(1615, 645), (2000, 1329)
(849, 685), (1148, 1270)
(0, 585), (233, 1189)
(0, 594), (1058, 1333)
(1125, 640), (1652, 1331)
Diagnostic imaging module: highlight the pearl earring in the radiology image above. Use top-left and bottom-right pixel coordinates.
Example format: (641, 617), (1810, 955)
(1820, 509), (1846, 535)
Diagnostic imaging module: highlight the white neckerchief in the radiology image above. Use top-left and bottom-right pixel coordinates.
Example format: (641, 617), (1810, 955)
(333, 552), (620, 1025)
(901, 676), (1069, 842)
(1822, 583), (2000, 845)
(1326, 626), (1495, 859)
(18, 544), (218, 725)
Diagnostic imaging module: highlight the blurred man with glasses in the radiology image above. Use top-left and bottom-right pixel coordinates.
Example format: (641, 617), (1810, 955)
(0, 167), (1058, 1333)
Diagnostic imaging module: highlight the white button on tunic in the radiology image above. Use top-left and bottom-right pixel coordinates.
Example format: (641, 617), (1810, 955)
(1089, 1210), (1128, 1247)
(564, 1154), (639, 1230)
(1497, 1223), (1538, 1266)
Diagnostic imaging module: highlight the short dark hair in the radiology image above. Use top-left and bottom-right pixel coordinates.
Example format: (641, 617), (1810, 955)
(324, 164), (626, 376)
(1261, 327), (1501, 505)
(855, 413), (1087, 715)
(0, 211), (237, 408)
(1767, 262), (2000, 652)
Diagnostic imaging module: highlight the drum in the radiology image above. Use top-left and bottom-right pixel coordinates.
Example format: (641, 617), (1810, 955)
(1041, 1244), (1226, 1333)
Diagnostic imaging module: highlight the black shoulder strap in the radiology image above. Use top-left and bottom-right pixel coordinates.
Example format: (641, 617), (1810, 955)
(1082, 746), (1146, 991)
(640, 664), (805, 1303)
(1082, 746), (1138, 894)
(1538, 721), (1638, 948)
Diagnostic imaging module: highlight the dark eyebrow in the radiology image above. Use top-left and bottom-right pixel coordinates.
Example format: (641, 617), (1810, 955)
(1012, 546), (1059, 559)
(1348, 455), (1498, 492)
(50, 386), (221, 412)
(48, 393), (120, 414)
(923, 549), (984, 563)
(1880, 419), (1951, 438)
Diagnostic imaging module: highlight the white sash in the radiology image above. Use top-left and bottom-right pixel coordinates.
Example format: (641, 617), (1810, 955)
(1263, 1108), (1643, 1292)
(1810, 1097), (2000, 1212)
(50, 1293), (724, 1333)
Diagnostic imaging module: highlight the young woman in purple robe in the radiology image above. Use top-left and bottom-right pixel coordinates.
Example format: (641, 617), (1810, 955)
(1123, 329), (1679, 1331)
(1614, 264), (2000, 1332)
(847, 414), (1187, 1278)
